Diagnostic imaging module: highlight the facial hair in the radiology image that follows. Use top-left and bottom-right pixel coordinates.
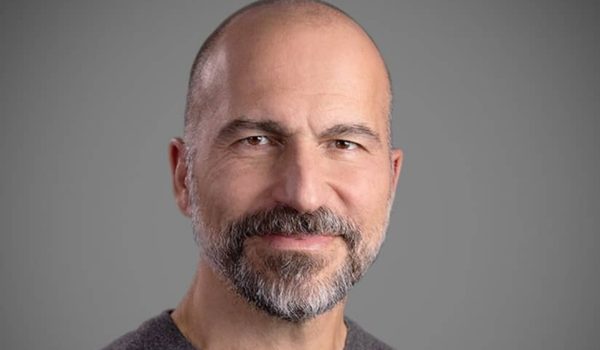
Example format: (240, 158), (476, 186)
(193, 205), (381, 323)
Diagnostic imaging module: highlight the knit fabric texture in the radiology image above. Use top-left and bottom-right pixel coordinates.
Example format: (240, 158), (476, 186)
(101, 310), (395, 350)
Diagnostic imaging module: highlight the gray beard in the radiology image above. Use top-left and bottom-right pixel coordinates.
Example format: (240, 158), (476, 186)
(229, 250), (356, 322)
(193, 205), (378, 323)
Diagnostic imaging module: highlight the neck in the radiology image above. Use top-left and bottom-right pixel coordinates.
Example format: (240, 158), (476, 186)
(171, 259), (348, 350)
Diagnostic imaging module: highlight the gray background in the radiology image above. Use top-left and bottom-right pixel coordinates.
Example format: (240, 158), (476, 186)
(1, 0), (598, 349)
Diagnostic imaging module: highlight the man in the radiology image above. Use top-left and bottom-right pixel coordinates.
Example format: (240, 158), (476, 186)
(103, 0), (402, 349)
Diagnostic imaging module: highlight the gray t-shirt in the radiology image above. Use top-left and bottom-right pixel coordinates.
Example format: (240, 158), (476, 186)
(102, 310), (395, 350)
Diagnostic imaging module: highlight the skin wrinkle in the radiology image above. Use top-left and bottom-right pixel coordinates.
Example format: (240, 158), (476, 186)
(217, 119), (382, 147)
(214, 119), (384, 168)
(184, 1), (393, 153)
(169, 1), (403, 349)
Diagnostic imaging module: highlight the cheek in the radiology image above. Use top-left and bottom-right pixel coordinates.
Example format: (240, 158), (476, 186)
(331, 159), (392, 242)
(195, 157), (274, 227)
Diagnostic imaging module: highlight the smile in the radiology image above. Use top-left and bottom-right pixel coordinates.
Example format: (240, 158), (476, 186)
(260, 234), (338, 251)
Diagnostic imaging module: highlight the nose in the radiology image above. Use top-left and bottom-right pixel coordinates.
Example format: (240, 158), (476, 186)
(270, 143), (330, 213)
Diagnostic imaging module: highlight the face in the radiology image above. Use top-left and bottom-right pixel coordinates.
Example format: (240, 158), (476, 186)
(172, 18), (402, 322)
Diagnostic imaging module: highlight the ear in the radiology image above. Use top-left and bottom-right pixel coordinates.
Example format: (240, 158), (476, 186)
(169, 137), (192, 218)
(390, 148), (403, 195)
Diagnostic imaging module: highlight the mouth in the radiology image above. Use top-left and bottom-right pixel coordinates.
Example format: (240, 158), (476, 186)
(260, 234), (338, 251)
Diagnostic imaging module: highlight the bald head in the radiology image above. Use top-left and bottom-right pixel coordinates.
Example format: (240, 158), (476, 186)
(184, 0), (392, 147)
(168, 1), (403, 325)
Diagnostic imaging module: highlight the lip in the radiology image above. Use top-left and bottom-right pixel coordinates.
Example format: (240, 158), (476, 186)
(261, 234), (337, 251)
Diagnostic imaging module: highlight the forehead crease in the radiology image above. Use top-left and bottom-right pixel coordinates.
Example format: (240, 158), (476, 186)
(216, 118), (293, 140)
(187, 2), (392, 145)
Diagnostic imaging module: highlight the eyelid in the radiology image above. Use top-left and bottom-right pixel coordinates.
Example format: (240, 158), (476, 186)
(234, 135), (364, 152)
(329, 139), (362, 150)
(236, 135), (281, 147)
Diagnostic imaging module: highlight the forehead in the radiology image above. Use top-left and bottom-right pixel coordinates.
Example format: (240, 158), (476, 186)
(195, 10), (390, 142)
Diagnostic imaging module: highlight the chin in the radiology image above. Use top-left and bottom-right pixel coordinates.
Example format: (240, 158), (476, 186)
(226, 248), (356, 323)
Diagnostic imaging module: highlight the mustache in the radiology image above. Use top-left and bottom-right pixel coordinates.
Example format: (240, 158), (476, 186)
(224, 205), (361, 251)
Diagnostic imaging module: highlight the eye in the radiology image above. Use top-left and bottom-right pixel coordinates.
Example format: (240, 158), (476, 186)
(332, 140), (359, 150)
(240, 135), (270, 146)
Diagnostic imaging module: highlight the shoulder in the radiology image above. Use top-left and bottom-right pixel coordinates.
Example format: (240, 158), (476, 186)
(344, 317), (396, 350)
(101, 310), (194, 350)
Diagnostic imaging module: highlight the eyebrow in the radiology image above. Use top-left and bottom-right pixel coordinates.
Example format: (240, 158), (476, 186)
(215, 118), (293, 142)
(215, 117), (381, 145)
(319, 124), (382, 145)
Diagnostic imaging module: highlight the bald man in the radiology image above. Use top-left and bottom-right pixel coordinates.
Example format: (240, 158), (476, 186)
(102, 1), (402, 349)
